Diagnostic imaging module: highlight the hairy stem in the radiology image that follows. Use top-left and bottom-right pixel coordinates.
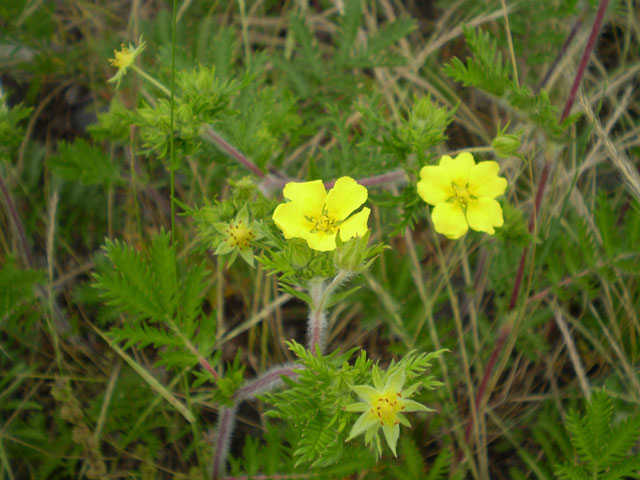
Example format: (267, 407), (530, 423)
(234, 364), (299, 401)
(212, 364), (299, 478)
(211, 271), (348, 474)
(307, 270), (349, 355)
(212, 407), (236, 480)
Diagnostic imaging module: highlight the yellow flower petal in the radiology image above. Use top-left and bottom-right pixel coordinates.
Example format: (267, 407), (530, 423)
(325, 177), (368, 220)
(351, 384), (379, 404)
(338, 207), (370, 242)
(431, 202), (468, 239)
(466, 197), (504, 234)
(440, 152), (475, 186)
(401, 399), (433, 413)
(417, 165), (453, 205)
(305, 231), (337, 251)
(468, 161), (508, 198)
(272, 203), (312, 240)
(382, 424), (400, 457)
(396, 413), (411, 427)
(383, 369), (405, 394)
(345, 402), (371, 412)
(282, 180), (326, 213)
(372, 366), (384, 390)
(347, 411), (379, 441)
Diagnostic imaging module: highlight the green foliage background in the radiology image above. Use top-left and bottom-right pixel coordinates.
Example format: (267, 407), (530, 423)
(1, 0), (639, 478)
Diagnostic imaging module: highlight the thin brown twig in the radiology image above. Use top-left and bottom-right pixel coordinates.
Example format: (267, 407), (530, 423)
(0, 173), (34, 267)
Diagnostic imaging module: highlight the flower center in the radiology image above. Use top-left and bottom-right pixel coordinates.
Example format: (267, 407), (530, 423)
(109, 46), (134, 69)
(372, 391), (404, 426)
(226, 220), (255, 249)
(307, 212), (338, 234)
(451, 181), (477, 208)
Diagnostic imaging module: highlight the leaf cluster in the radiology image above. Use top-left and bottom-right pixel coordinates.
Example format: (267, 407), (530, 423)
(444, 26), (580, 139)
(278, 0), (415, 107)
(359, 94), (456, 164)
(262, 343), (445, 468)
(183, 178), (271, 267)
(556, 390), (640, 479)
(0, 255), (43, 322)
(48, 138), (122, 187)
(92, 232), (215, 373)
(261, 342), (374, 468)
(0, 98), (32, 158)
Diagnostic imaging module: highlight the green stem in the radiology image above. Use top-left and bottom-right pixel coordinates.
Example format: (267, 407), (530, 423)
(169, 0), (178, 244)
(131, 65), (171, 97)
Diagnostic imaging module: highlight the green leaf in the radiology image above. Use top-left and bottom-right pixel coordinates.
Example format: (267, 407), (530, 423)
(0, 256), (43, 319)
(554, 463), (590, 480)
(93, 238), (165, 320)
(48, 138), (121, 186)
(600, 414), (640, 466)
(443, 26), (513, 96)
(600, 454), (640, 480)
(334, 0), (362, 66)
(425, 446), (452, 480)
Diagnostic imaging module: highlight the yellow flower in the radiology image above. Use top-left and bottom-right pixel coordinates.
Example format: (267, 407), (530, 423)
(213, 207), (262, 267)
(108, 37), (146, 88)
(272, 177), (370, 252)
(417, 152), (507, 239)
(346, 368), (432, 456)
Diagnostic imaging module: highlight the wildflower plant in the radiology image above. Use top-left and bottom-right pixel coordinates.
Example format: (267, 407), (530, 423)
(5, 1), (639, 479)
(107, 36), (146, 89)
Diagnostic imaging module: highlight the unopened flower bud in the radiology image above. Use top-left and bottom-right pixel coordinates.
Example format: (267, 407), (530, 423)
(492, 132), (521, 158)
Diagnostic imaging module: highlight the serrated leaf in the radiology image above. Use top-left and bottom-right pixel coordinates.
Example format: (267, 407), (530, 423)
(49, 138), (121, 186)
(93, 239), (164, 320)
(600, 454), (640, 480)
(600, 415), (640, 465)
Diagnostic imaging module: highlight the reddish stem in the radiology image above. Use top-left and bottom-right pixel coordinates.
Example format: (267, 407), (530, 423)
(324, 169), (406, 189)
(507, 161), (551, 311)
(537, 18), (582, 92)
(560, 0), (609, 123)
(0, 174), (34, 267)
(233, 365), (298, 401)
(212, 407), (236, 480)
(201, 126), (265, 178)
